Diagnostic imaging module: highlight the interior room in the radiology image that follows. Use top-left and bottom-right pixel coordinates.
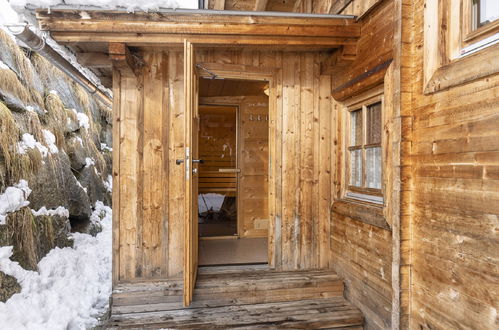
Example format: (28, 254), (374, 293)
(197, 77), (270, 266)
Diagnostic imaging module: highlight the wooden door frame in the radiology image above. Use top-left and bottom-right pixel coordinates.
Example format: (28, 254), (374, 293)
(196, 62), (278, 269)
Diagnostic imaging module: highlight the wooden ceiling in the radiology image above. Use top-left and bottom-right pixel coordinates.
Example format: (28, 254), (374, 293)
(199, 78), (268, 97)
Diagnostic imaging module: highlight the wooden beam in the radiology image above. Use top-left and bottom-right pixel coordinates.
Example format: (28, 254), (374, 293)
(213, 0), (225, 10)
(254, 0), (269, 11)
(53, 32), (356, 49)
(330, 0), (353, 14)
(76, 52), (112, 68)
(320, 44), (357, 74)
(109, 43), (142, 77)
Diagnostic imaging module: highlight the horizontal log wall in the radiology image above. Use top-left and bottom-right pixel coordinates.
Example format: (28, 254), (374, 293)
(113, 49), (333, 282)
(408, 0), (499, 329)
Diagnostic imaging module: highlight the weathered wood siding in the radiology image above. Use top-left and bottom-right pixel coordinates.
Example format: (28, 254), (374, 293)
(113, 49), (333, 282)
(406, 0), (499, 329)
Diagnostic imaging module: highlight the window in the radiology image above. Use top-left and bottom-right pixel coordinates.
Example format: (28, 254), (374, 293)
(461, 0), (499, 55)
(345, 90), (383, 204)
(424, 0), (499, 94)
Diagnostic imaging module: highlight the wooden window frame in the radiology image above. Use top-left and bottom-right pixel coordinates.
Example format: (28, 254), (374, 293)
(424, 0), (499, 94)
(343, 87), (384, 205)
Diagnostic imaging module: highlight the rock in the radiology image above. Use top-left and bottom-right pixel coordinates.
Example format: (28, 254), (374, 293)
(100, 124), (113, 147)
(76, 165), (111, 206)
(0, 271), (21, 302)
(65, 135), (87, 171)
(28, 151), (92, 221)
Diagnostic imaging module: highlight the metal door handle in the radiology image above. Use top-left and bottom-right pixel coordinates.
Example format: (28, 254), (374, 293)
(176, 159), (184, 165)
(192, 159), (204, 164)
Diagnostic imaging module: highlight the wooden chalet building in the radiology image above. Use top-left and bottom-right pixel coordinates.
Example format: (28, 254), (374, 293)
(23, 0), (498, 328)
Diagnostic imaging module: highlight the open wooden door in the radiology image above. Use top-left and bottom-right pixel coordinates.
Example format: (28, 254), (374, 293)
(183, 40), (199, 307)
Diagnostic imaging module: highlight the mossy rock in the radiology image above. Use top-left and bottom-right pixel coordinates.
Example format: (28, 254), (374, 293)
(0, 271), (21, 302)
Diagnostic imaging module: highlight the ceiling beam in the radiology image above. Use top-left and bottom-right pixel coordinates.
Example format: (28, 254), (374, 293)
(109, 43), (142, 77)
(53, 32), (353, 49)
(254, 0), (269, 11)
(76, 52), (112, 68)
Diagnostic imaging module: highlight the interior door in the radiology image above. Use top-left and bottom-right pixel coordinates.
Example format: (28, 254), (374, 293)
(183, 40), (199, 307)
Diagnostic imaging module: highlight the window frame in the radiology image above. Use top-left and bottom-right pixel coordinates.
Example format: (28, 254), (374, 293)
(343, 87), (384, 204)
(424, 0), (499, 94)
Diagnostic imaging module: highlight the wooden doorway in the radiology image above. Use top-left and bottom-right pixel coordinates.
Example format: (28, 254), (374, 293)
(197, 78), (270, 266)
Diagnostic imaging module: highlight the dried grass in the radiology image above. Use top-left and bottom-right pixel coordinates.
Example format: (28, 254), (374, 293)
(0, 102), (39, 185)
(6, 207), (38, 270)
(44, 92), (68, 150)
(0, 68), (34, 106)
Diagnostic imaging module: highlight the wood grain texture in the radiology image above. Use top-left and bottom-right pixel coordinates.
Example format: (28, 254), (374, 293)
(408, 0), (499, 329)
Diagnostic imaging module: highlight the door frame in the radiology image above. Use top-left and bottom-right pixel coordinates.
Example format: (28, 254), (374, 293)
(195, 62), (278, 269)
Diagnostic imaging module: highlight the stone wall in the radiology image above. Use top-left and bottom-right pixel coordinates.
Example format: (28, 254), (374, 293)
(0, 29), (112, 301)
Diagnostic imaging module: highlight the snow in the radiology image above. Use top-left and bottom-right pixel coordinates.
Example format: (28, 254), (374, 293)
(49, 90), (58, 96)
(11, 0), (198, 12)
(84, 157), (95, 168)
(31, 206), (69, 218)
(0, 180), (31, 225)
(100, 143), (112, 152)
(75, 111), (90, 130)
(0, 59), (10, 70)
(42, 129), (59, 154)
(0, 0), (19, 25)
(0, 202), (113, 330)
(75, 136), (83, 147)
(103, 174), (112, 193)
(18, 133), (49, 158)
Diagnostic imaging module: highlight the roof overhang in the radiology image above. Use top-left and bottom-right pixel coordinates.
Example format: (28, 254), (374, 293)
(35, 8), (360, 49)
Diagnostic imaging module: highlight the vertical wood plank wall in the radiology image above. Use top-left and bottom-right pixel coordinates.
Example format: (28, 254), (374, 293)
(408, 0), (499, 328)
(114, 49), (333, 282)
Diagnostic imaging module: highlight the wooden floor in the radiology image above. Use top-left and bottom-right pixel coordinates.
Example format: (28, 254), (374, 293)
(107, 267), (363, 329)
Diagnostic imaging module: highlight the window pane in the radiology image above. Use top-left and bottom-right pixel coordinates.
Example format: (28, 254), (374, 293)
(473, 0), (499, 29)
(350, 149), (362, 187)
(366, 147), (382, 189)
(350, 109), (362, 146)
(366, 102), (381, 145)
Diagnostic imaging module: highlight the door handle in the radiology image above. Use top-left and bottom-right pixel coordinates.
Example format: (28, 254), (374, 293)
(176, 159), (184, 165)
(192, 159), (204, 164)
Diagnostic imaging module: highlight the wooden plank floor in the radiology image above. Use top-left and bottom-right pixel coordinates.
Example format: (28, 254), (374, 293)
(107, 267), (363, 329)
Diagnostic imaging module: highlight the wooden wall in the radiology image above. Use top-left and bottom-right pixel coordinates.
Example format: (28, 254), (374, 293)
(406, 0), (499, 329)
(113, 49), (333, 282)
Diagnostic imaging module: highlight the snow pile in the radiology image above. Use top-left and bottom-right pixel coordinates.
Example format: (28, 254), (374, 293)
(31, 206), (69, 218)
(11, 0), (198, 12)
(0, 202), (113, 330)
(18, 133), (49, 157)
(42, 129), (59, 154)
(0, 180), (31, 225)
(71, 109), (90, 130)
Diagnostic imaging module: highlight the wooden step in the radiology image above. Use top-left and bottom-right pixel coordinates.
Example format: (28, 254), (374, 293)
(107, 297), (363, 329)
(112, 269), (344, 315)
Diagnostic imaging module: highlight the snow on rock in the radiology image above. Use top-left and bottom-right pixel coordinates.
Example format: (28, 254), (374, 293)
(18, 133), (49, 158)
(84, 157), (95, 168)
(31, 206), (69, 218)
(71, 109), (90, 130)
(100, 143), (112, 152)
(11, 0), (198, 12)
(0, 202), (112, 330)
(42, 129), (59, 154)
(0, 59), (10, 70)
(103, 175), (112, 193)
(0, 180), (32, 225)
